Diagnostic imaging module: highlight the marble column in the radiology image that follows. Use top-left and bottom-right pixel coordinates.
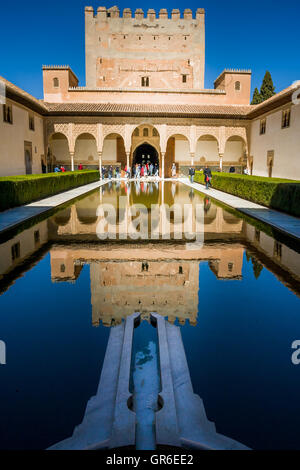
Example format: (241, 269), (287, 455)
(219, 153), (223, 172)
(70, 151), (75, 172)
(161, 152), (165, 179)
(98, 151), (102, 179)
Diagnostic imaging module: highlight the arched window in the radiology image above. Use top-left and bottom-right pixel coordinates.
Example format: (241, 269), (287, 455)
(143, 128), (149, 137)
(235, 81), (241, 91)
(152, 128), (159, 137)
(133, 128), (139, 137)
(53, 77), (59, 88)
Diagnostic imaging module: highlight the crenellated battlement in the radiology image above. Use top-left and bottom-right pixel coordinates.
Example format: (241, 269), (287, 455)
(85, 6), (205, 20)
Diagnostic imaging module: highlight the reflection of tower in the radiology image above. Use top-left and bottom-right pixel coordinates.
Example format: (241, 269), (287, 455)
(208, 247), (244, 280)
(50, 244), (245, 327)
(91, 260), (199, 327)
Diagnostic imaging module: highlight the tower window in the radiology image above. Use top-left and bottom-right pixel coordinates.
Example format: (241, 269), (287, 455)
(282, 109), (291, 129)
(29, 114), (35, 131)
(53, 77), (59, 88)
(260, 118), (266, 135)
(141, 77), (149, 87)
(274, 241), (282, 260)
(3, 104), (13, 124)
(182, 75), (187, 83)
(11, 242), (20, 261)
(34, 230), (40, 245)
(235, 81), (241, 91)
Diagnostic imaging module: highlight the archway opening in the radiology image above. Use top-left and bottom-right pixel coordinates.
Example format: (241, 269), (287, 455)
(74, 133), (98, 170)
(224, 136), (247, 174)
(48, 132), (69, 172)
(132, 143), (159, 167)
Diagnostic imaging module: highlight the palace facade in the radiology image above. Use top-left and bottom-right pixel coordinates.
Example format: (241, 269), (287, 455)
(0, 6), (299, 179)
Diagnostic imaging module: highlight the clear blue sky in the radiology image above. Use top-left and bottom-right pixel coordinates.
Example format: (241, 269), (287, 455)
(0, 0), (299, 99)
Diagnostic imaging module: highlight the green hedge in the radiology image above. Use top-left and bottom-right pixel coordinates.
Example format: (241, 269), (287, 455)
(0, 170), (100, 212)
(194, 172), (300, 217)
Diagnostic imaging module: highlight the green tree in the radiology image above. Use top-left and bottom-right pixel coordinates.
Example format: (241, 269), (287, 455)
(251, 87), (262, 105)
(251, 258), (263, 279)
(260, 71), (276, 101)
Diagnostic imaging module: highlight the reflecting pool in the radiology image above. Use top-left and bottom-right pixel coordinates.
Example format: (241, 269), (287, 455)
(0, 181), (300, 449)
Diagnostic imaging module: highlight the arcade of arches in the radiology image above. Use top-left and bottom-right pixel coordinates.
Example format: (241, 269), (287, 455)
(46, 121), (249, 177)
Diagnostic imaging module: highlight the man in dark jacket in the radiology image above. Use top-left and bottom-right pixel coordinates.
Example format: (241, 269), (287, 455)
(189, 167), (195, 183)
(204, 166), (212, 189)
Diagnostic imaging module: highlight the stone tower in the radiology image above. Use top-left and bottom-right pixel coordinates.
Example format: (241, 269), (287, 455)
(85, 6), (205, 90)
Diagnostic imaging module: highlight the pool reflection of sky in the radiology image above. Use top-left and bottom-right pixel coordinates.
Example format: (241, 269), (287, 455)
(0, 255), (109, 450)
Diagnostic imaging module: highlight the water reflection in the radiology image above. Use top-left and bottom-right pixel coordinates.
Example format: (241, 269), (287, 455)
(1, 181), (300, 450)
(50, 242), (245, 327)
(1, 182), (300, 318)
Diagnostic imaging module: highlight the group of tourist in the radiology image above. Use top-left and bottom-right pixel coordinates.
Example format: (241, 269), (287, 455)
(101, 162), (161, 180)
(53, 163), (84, 173)
(189, 165), (212, 190)
(54, 165), (66, 173)
(101, 166), (119, 179)
(131, 162), (159, 179)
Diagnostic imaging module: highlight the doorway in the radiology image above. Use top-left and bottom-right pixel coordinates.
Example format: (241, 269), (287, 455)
(132, 143), (159, 167)
(24, 142), (32, 175)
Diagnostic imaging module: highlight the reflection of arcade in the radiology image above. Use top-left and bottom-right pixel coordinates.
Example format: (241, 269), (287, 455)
(48, 184), (244, 242)
(50, 243), (245, 327)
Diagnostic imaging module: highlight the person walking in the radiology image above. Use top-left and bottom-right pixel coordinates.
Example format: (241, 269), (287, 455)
(189, 166), (195, 183)
(78, 163), (83, 170)
(204, 166), (212, 189)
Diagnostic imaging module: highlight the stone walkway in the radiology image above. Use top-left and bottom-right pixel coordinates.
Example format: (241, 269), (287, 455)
(0, 180), (107, 234)
(180, 178), (300, 241)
